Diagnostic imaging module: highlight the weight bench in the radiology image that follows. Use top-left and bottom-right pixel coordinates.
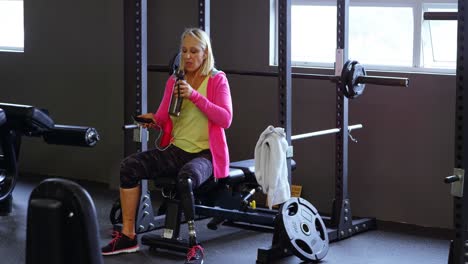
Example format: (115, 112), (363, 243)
(108, 135), (329, 263)
(0, 103), (100, 215)
(139, 158), (296, 253)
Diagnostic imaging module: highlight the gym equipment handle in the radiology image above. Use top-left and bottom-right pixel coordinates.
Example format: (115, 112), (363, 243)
(444, 175), (460, 184)
(123, 124), (138, 130)
(43, 125), (100, 147)
(242, 187), (261, 207)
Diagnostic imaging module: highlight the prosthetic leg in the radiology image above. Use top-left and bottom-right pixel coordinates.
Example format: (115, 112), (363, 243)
(177, 177), (199, 246)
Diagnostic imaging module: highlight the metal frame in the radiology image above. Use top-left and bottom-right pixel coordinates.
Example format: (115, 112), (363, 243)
(275, 0), (375, 241)
(332, 0), (352, 239)
(424, 3), (468, 263)
(123, 0), (155, 233)
(330, 0), (376, 242)
(123, 0), (210, 157)
(198, 0), (210, 36)
(277, 0), (293, 183)
(122, 0), (214, 236)
(257, 1), (375, 261)
(123, 0), (376, 256)
(451, 1), (468, 262)
(124, 0), (148, 156)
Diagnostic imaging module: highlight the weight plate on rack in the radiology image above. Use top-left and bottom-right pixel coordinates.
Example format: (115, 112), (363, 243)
(341, 60), (366, 99)
(279, 197), (329, 262)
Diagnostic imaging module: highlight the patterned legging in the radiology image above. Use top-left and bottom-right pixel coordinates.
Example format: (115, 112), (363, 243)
(120, 145), (213, 189)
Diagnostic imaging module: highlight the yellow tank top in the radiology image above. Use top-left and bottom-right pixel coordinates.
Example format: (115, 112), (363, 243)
(171, 76), (210, 153)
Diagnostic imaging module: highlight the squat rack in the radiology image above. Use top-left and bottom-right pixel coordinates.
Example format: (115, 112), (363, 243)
(425, 2), (468, 263)
(451, 2), (468, 262)
(124, 0), (408, 249)
(122, 0), (212, 233)
(123, 0), (210, 156)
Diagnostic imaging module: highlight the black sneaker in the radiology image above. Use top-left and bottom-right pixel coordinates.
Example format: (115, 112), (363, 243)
(185, 244), (204, 264)
(101, 232), (139, 256)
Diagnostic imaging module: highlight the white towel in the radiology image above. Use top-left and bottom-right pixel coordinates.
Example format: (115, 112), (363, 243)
(254, 126), (291, 209)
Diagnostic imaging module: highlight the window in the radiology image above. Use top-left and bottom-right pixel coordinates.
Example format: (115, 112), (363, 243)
(291, 4), (336, 67)
(349, 5), (414, 67)
(0, 0), (24, 52)
(271, 0), (458, 73)
(421, 4), (457, 69)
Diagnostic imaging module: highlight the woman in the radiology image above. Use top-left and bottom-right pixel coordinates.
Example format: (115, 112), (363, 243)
(101, 28), (232, 264)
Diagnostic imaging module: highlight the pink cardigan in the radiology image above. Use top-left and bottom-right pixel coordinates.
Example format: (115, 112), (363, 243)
(153, 71), (233, 179)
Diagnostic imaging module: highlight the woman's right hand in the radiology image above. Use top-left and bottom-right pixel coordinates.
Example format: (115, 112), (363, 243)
(136, 113), (157, 128)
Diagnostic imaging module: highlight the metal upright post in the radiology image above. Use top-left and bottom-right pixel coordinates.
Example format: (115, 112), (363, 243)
(198, 0), (210, 36)
(123, 0), (156, 234)
(255, 1), (293, 262)
(451, 1), (468, 263)
(124, 0), (148, 155)
(278, 0), (292, 182)
(331, 0), (353, 239)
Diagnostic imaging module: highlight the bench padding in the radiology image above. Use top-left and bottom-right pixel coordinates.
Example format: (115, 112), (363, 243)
(230, 159), (297, 182)
(153, 159), (296, 189)
(0, 102), (54, 132)
(153, 167), (246, 189)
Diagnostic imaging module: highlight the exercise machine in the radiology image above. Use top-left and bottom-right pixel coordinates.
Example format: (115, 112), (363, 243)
(0, 102), (100, 215)
(26, 178), (103, 264)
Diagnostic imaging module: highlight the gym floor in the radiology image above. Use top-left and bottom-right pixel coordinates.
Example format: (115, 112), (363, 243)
(0, 175), (450, 264)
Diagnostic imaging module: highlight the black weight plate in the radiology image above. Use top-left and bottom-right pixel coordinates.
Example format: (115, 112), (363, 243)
(341, 60), (366, 99)
(350, 62), (366, 98)
(279, 197), (329, 262)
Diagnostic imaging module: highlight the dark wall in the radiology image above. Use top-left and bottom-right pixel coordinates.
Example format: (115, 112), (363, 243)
(0, 0), (124, 183)
(0, 0), (455, 228)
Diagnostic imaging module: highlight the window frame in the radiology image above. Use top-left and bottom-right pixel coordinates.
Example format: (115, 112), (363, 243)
(420, 2), (458, 69)
(0, 0), (24, 53)
(270, 0), (458, 74)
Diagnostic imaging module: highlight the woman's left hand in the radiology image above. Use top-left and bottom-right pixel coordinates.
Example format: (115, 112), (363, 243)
(174, 80), (194, 98)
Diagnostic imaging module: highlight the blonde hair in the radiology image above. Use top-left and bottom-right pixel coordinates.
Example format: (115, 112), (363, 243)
(178, 28), (214, 76)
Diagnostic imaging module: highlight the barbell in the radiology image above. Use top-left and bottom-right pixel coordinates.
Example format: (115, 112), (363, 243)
(148, 59), (409, 99)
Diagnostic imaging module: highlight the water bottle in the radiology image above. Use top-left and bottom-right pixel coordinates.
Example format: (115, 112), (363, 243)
(169, 70), (185, 116)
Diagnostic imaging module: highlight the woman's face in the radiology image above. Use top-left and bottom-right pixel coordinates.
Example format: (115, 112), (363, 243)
(181, 35), (206, 74)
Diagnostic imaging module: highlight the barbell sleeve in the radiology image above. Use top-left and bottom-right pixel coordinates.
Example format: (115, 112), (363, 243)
(444, 175), (460, 184)
(356, 75), (409, 87)
(423, 12), (457, 21)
